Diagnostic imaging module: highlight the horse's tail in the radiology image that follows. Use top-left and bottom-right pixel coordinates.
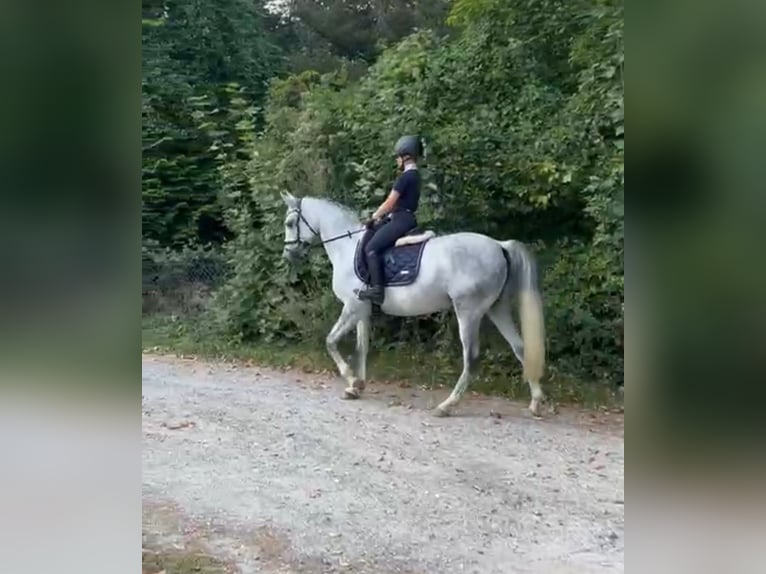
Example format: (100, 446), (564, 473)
(496, 240), (546, 382)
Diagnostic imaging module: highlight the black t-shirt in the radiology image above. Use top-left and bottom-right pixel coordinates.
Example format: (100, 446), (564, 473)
(392, 168), (421, 212)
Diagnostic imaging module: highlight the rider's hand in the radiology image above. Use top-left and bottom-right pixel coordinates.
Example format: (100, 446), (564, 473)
(364, 217), (375, 230)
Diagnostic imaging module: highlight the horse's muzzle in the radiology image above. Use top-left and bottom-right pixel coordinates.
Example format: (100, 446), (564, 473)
(282, 244), (306, 263)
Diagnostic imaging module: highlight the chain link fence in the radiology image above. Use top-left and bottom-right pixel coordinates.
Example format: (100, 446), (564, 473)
(142, 244), (230, 317)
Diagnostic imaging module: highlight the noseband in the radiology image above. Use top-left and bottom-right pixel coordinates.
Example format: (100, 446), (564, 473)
(284, 198), (366, 248)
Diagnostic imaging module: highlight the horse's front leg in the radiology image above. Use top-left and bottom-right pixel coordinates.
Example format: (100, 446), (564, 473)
(325, 303), (363, 398)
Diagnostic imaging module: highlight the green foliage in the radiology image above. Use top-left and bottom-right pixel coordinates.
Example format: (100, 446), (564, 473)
(141, 0), (283, 248)
(284, 0), (452, 63)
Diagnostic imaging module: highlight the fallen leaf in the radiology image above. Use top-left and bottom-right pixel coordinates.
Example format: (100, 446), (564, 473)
(162, 420), (195, 430)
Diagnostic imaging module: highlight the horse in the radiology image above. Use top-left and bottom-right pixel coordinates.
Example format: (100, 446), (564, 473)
(280, 192), (547, 417)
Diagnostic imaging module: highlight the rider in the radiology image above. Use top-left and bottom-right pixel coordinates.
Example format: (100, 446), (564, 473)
(357, 135), (423, 305)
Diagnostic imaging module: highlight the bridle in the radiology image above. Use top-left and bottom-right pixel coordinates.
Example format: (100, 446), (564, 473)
(283, 198), (366, 248)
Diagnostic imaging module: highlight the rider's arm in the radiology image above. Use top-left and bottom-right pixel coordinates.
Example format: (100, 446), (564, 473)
(372, 189), (400, 220)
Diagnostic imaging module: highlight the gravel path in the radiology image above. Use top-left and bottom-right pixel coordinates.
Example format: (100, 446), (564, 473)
(142, 354), (624, 574)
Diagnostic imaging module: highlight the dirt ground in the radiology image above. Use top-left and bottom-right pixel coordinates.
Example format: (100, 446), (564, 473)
(142, 353), (624, 573)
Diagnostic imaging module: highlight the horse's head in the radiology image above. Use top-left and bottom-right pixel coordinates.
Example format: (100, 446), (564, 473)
(281, 192), (318, 262)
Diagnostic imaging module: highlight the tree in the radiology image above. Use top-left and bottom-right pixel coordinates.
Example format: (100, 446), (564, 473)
(141, 0), (283, 247)
(277, 0), (450, 70)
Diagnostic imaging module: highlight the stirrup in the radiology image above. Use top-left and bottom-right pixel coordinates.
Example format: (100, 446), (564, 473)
(357, 285), (384, 304)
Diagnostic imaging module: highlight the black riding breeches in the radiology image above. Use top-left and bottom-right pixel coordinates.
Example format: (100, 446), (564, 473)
(365, 211), (417, 256)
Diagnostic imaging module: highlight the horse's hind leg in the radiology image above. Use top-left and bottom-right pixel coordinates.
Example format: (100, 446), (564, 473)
(354, 317), (370, 393)
(487, 303), (545, 415)
(435, 306), (483, 417)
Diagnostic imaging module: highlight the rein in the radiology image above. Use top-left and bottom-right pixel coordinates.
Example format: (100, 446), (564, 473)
(284, 199), (366, 247)
(321, 228), (367, 244)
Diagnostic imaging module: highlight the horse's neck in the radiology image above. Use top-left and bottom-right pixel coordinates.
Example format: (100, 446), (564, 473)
(305, 198), (360, 270)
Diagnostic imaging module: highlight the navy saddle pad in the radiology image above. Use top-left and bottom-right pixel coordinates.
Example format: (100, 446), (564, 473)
(354, 234), (429, 287)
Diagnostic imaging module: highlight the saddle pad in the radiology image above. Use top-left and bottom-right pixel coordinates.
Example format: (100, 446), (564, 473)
(354, 240), (429, 287)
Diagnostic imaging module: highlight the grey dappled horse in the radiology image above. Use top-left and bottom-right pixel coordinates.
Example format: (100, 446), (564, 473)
(281, 193), (546, 416)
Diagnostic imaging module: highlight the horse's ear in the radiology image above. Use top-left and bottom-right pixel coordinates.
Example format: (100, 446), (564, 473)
(280, 191), (297, 206)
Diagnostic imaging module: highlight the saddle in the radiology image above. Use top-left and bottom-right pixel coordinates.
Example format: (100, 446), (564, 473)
(353, 226), (435, 287)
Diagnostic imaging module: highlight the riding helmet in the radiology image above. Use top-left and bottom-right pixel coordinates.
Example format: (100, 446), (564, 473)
(394, 135), (423, 159)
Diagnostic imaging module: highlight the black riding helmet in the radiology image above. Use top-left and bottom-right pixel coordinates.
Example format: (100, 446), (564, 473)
(394, 135), (423, 159)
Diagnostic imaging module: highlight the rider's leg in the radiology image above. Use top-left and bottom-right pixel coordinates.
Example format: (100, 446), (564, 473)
(357, 226), (388, 305)
(358, 213), (415, 304)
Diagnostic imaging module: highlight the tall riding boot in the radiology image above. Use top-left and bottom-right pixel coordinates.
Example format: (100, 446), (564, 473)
(358, 250), (385, 305)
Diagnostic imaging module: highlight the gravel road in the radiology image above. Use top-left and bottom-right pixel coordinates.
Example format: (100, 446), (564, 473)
(142, 354), (624, 574)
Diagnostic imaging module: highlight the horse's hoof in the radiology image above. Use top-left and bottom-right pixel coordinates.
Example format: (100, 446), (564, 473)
(352, 379), (366, 392)
(344, 377), (364, 394)
(343, 388), (360, 400)
(433, 406), (450, 417)
(528, 396), (544, 417)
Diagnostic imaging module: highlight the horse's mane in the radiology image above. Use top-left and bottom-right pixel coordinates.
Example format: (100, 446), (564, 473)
(311, 196), (361, 221)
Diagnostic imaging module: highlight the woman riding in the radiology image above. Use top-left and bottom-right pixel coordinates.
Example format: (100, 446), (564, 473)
(357, 135), (424, 305)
